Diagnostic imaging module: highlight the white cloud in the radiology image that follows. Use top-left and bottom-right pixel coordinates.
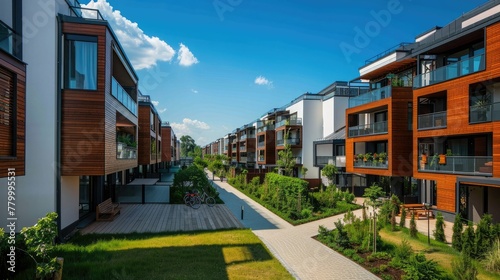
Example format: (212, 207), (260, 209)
(151, 100), (160, 106)
(191, 89), (199, 94)
(158, 108), (167, 113)
(83, 0), (176, 70)
(170, 118), (210, 136)
(255, 75), (273, 87)
(177, 43), (199, 67)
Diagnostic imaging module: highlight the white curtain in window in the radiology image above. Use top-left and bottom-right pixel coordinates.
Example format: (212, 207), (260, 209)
(75, 41), (97, 90)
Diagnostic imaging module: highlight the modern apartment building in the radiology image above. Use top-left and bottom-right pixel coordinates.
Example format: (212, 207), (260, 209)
(161, 122), (179, 168)
(346, 0), (500, 223)
(0, 0), (173, 236)
(138, 93), (162, 177)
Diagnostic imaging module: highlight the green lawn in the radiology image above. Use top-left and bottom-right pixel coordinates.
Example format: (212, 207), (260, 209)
(51, 229), (293, 280)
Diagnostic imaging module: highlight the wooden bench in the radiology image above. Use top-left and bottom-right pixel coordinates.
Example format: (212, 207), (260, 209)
(96, 198), (121, 221)
(415, 209), (434, 219)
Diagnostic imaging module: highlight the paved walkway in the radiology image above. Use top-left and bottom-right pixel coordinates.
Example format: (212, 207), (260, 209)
(208, 172), (455, 280)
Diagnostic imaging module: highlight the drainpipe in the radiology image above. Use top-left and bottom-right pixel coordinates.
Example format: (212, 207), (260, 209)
(55, 15), (63, 242)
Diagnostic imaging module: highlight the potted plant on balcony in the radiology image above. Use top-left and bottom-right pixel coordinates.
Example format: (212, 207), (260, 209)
(472, 94), (491, 121)
(356, 154), (364, 163)
(378, 152), (387, 165)
(364, 152), (372, 165)
(430, 153), (440, 169)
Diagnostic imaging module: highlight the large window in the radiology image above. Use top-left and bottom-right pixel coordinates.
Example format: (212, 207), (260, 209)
(0, 66), (15, 157)
(64, 35), (97, 90)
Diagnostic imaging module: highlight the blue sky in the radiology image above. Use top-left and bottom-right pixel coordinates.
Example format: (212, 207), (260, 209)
(84, 0), (487, 146)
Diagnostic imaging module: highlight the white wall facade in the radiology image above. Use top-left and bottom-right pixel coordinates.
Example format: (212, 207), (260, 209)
(0, 0), (78, 231)
(286, 99), (323, 179)
(322, 97), (334, 136)
(61, 176), (79, 229)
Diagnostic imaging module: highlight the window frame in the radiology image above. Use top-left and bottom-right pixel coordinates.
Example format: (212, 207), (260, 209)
(64, 34), (98, 91)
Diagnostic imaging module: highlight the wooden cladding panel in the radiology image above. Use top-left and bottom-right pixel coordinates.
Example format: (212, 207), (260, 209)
(389, 88), (413, 176)
(0, 53), (26, 177)
(138, 105), (157, 165)
(161, 127), (172, 162)
(413, 172), (457, 212)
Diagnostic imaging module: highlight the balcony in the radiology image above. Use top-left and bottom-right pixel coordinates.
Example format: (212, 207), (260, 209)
(0, 20), (15, 57)
(240, 157), (247, 162)
(239, 145), (246, 151)
(117, 142), (137, 159)
(348, 121), (388, 137)
(470, 102), (500, 123)
(258, 155), (265, 161)
(257, 124), (275, 133)
(295, 157), (302, 164)
(112, 77), (137, 116)
(354, 159), (388, 169)
(240, 134), (247, 140)
(417, 111), (447, 130)
(276, 138), (300, 146)
(418, 155), (492, 175)
(413, 54), (485, 88)
(276, 118), (302, 129)
(349, 85), (392, 108)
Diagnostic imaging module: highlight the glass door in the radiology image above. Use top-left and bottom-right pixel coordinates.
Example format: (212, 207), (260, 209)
(79, 176), (91, 218)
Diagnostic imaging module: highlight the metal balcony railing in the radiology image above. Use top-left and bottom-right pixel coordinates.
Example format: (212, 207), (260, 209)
(276, 138), (300, 146)
(0, 20), (15, 57)
(349, 85), (392, 108)
(418, 155), (492, 175)
(276, 118), (303, 128)
(112, 77), (137, 116)
(417, 111), (447, 130)
(348, 121), (388, 137)
(413, 54), (485, 88)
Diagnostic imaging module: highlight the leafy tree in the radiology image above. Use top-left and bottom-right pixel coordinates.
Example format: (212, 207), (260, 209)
(276, 130), (295, 177)
(188, 145), (203, 158)
(433, 212), (446, 243)
(180, 135), (196, 157)
(452, 213), (464, 251)
(321, 164), (338, 186)
(362, 183), (385, 206)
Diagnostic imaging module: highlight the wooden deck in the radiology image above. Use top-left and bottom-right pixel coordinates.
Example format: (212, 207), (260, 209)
(80, 204), (243, 234)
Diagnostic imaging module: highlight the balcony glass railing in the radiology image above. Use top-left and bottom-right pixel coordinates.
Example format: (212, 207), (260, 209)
(417, 111), (447, 130)
(258, 141), (265, 148)
(349, 85), (392, 108)
(276, 138), (300, 146)
(276, 118), (303, 128)
(116, 142), (137, 159)
(257, 124), (275, 133)
(413, 54), (485, 88)
(354, 157), (389, 169)
(348, 121), (388, 137)
(418, 156), (492, 175)
(470, 102), (500, 123)
(0, 20), (15, 57)
(316, 156), (334, 165)
(112, 77), (137, 116)
(258, 155), (265, 161)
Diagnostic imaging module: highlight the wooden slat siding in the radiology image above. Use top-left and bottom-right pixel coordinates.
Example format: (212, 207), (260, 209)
(0, 52), (26, 177)
(412, 22), (500, 213)
(275, 125), (302, 150)
(138, 105), (152, 165)
(345, 88), (413, 177)
(61, 22), (137, 176)
(260, 130), (276, 164)
(161, 126), (172, 162)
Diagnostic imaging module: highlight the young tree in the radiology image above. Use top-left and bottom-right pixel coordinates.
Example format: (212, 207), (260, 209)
(433, 212), (446, 243)
(462, 222), (476, 258)
(321, 164), (338, 186)
(399, 207), (407, 228)
(452, 213), (464, 251)
(389, 194), (400, 231)
(409, 211), (418, 238)
(475, 213), (493, 258)
(276, 130), (295, 177)
(452, 252), (478, 280)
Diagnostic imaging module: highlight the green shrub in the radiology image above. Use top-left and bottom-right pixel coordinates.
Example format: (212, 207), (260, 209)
(462, 222), (476, 258)
(452, 252), (478, 280)
(475, 213), (493, 258)
(334, 220), (351, 249)
(483, 239), (500, 273)
(300, 208), (312, 219)
(409, 212), (417, 238)
(399, 207), (406, 228)
(367, 252), (392, 262)
(391, 239), (413, 268)
(343, 248), (356, 258)
(402, 253), (442, 280)
(351, 253), (365, 264)
(452, 213), (464, 251)
(433, 212), (446, 243)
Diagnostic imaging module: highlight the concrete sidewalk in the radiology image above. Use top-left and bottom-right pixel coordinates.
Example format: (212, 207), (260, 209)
(208, 173), (379, 280)
(207, 171), (457, 280)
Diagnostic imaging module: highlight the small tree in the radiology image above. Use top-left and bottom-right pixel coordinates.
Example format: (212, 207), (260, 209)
(452, 213), (464, 251)
(452, 252), (478, 280)
(475, 213), (493, 258)
(276, 131), (295, 177)
(389, 194), (400, 231)
(462, 222), (476, 258)
(301, 166), (308, 179)
(399, 207), (407, 228)
(409, 211), (418, 238)
(433, 212), (447, 243)
(321, 164), (337, 187)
